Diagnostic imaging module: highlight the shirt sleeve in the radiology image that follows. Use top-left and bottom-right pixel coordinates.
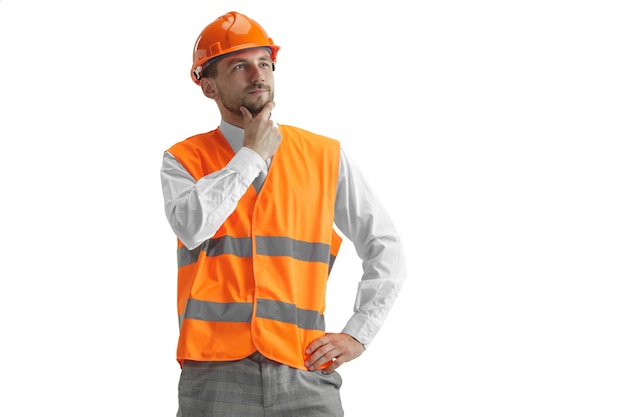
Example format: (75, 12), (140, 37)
(160, 148), (266, 250)
(334, 147), (408, 348)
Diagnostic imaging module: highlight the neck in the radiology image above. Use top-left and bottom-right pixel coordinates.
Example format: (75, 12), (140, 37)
(220, 111), (244, 129)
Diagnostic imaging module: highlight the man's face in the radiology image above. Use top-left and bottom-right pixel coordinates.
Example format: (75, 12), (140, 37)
(212, 48), (275, 116)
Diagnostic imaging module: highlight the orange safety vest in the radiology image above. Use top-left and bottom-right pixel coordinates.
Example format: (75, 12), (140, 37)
(167, 125), (342, 370)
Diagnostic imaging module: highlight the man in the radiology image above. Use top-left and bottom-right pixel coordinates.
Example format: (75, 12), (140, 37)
(160, 11), (407, 417)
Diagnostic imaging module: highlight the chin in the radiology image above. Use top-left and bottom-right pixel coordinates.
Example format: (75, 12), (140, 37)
(245, 99), (271, 114)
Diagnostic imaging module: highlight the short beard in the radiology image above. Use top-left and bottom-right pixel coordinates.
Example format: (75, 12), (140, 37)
(219, 85), (274, 117)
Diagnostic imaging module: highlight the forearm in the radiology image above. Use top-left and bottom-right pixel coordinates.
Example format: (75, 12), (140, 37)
(340, 226), (407, 347)
(334, 149), (408, 347)
(160, 149), (265, 249)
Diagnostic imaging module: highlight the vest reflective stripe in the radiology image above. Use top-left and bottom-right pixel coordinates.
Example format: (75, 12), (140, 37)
(177, 245), (201, 268)
(205, 236), (253, 257)
(168, 125), (341, 370)
(182, 298), (325, 331)
(256, 298), (325, 330)
(178, 235), (333, 268)
(256, 236), (330, 263)
(184, 298), (253, 322)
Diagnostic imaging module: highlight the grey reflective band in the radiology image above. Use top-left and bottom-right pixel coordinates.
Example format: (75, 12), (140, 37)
(328, 253), (337, 274)
(177, 245), (202, 268)
(177, 235), (332, 267)
(184, 298), (253, 322)
(205, 236), (253, 257)
(177, 236), (252, 267)
(255, 236), (331, 264)
(181, 298), (325, 331)
(256, 298), (325, 330)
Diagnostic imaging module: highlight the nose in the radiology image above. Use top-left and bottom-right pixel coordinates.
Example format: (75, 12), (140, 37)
(249, 64), (265, 83)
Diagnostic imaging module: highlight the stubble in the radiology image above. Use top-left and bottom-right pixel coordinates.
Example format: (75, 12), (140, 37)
(219, 84), (274, 116)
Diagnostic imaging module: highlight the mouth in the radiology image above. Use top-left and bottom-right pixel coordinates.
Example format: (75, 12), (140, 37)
(247, 85), (269, 95)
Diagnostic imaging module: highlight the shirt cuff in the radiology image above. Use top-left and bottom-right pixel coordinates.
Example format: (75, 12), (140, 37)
(341, 313), (379, 349)
(227, 147), (266, 183)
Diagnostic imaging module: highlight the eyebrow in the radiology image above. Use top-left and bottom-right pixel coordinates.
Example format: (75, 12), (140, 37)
(224, 54), (272, 68)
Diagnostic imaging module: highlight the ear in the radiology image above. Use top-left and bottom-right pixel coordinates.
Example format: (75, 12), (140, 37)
(200, 78), (218, 99)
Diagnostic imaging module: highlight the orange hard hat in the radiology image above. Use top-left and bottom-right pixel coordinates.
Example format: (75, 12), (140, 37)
(190, 11), (280, 85)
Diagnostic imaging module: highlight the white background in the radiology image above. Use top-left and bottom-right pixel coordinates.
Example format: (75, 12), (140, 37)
(1, 0), (625, 416)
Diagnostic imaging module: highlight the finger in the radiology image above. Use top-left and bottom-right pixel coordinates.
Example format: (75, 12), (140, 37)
(307, 355), (333, 371)
(317, 350), (349, 374)
(256, 100), (275, 121)
(322, 357), (342, 375)
(305, 336), (327, 355)
(305, 345), (336, 370)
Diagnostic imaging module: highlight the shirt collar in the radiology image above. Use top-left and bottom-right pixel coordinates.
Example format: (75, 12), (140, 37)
(219, 120), (244, 152)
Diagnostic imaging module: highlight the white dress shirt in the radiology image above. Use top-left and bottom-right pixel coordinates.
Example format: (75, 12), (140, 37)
(160, 120), (407, 347)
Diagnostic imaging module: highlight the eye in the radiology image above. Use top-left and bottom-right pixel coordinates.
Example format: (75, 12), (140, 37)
(233, 63), (246, 71)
